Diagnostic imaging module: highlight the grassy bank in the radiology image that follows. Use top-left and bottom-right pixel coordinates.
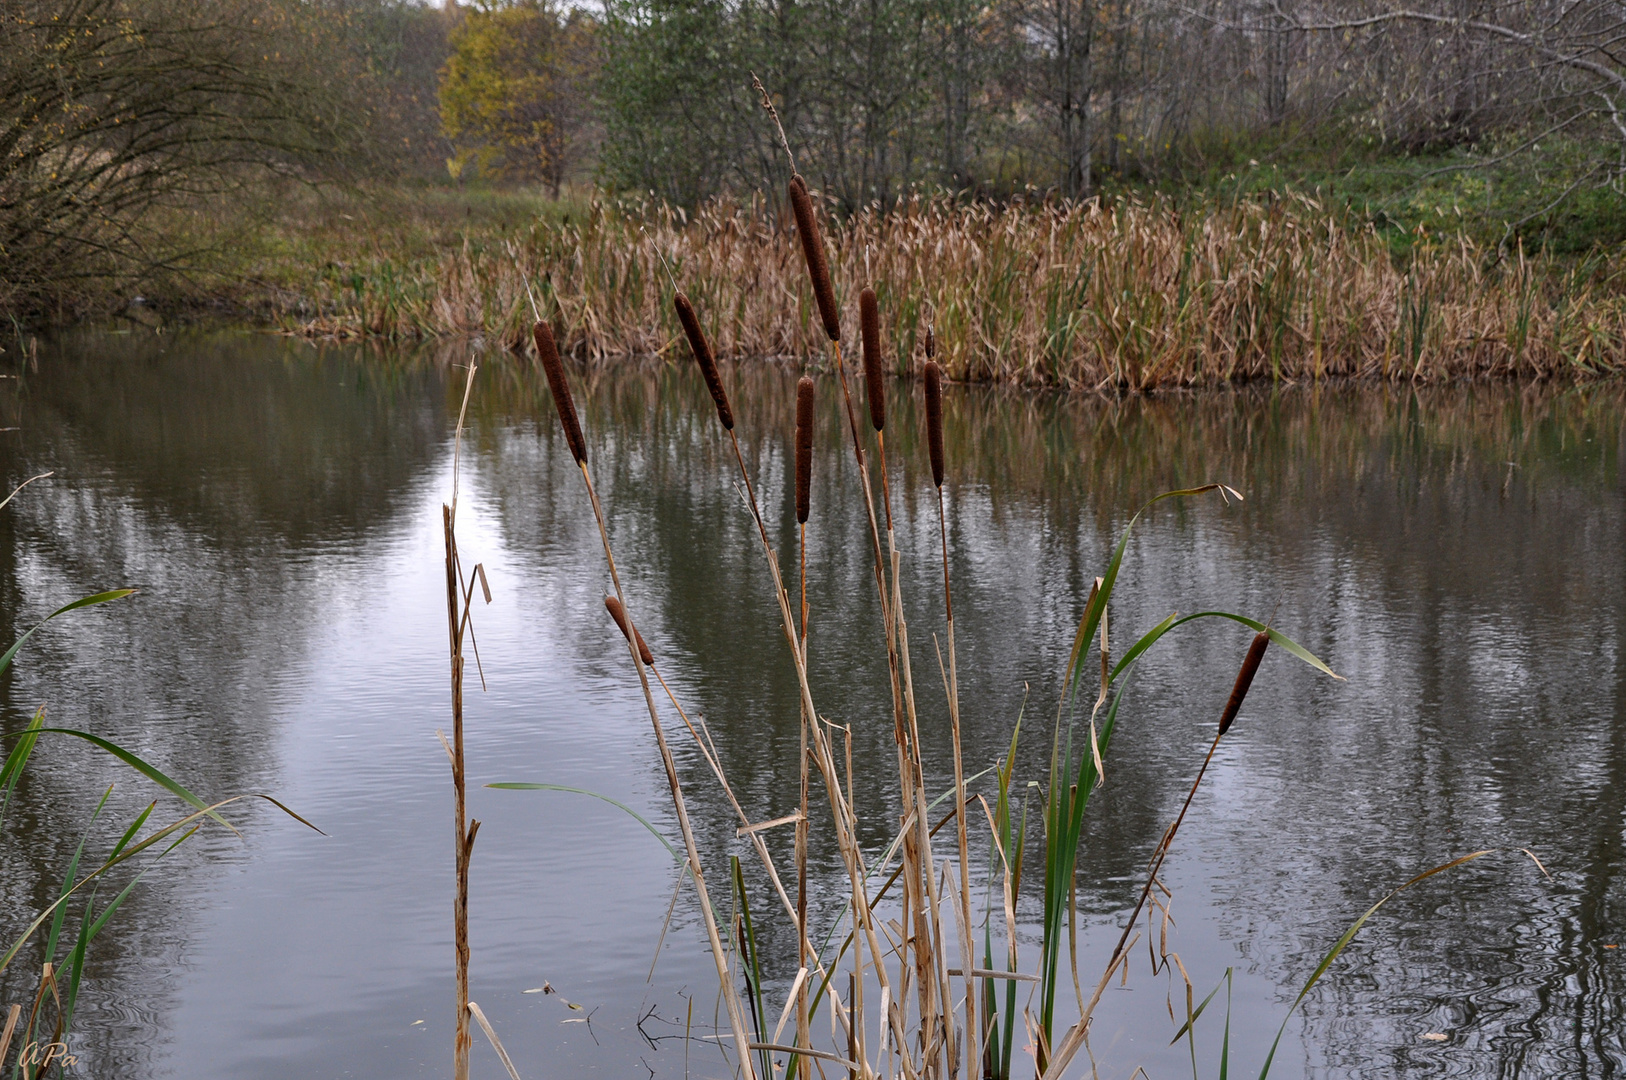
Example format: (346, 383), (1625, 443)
(46, 170), (1626, 385)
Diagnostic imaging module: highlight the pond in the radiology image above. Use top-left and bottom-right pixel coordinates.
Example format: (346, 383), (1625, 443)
(0, 329), (1622, 1079)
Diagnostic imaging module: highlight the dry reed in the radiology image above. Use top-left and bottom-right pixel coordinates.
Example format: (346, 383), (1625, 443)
(298, 193), (1625, 383)
(1043, 627), (1276, 1078)
(532, 319), (761, 1078)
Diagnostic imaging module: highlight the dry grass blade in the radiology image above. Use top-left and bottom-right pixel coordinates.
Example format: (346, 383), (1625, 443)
(467, 1002), (524, 1080)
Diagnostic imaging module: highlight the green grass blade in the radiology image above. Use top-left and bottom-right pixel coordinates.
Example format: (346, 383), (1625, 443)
(489, 782), (679, 863)
(47, 785), (112, 963)
(32, 728), (238, 834)
(108, 803), (156, 861)
(1, 794), (299, 974)
(1257, 850), (1492, 1079)
(1168, 967), (1229, 1044)
(0, 590), (136, 680)
(0, 708), (46, 832)
(1110, 612), (1339, 683)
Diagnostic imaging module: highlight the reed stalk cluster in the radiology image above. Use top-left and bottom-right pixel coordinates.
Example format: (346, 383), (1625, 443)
(513, 158), (1347, 1079)
(299, 193), (1625, 383)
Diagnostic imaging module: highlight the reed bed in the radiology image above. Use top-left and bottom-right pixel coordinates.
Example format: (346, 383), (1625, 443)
(297, 193), (1626, 384)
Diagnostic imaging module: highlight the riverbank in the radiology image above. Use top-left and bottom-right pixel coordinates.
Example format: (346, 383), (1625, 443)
(25, 181), (1626, 386)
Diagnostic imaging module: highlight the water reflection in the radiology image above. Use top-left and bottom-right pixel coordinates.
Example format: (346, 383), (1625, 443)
(0, 330), (1620, 1078)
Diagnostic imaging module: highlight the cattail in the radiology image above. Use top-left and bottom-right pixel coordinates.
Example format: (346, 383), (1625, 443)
(604, 595), (654, 667)
(924, 360), (944, 488)
(860, 288), (884, 431)
(925, 324), (935, 360)
(1217, 631), (1270, 736)
(674, 293), (734, 430)
(795, 376), (814, 523)
(534, 321), (586, 464)
(789, 175), (840, 342)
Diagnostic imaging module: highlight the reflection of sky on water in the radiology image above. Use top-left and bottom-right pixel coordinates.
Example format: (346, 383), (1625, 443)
(0, 330), (1619, 1078)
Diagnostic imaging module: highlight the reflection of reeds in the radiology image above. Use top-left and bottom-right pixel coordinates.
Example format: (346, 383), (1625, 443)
(298, 194), (1624, 382)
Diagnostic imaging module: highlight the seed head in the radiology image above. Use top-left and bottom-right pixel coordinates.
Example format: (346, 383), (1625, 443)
(860, 288), (884, 431)
(1218, 631), (1270, 736)
(924, 361), (944, 488)
(674, 293), (734, 430)
(789, 175), (840, 342)
(604, 595), (654, 666)
(795, 376), (814, 523)
(535, 321), (586, 464)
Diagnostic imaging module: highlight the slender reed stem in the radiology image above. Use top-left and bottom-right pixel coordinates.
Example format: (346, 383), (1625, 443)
(575, 460), (760, 1080)
(444, 363), (479, 1080)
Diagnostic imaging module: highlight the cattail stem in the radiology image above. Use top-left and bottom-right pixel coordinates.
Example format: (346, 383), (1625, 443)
(574, 460), (759, 1080)
(444, 363), (480, 1080)
(444, 503), (473, 1080)
(688, 346), (898, 1073)
(1043, 632), (1273, 1080)
(935, 487), (975, 1080)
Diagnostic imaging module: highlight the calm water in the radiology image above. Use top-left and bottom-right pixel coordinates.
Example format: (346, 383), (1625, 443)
(0, 329), (1622, 1079)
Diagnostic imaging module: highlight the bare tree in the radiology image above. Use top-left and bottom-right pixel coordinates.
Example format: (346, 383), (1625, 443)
(0, 0), (365, 308)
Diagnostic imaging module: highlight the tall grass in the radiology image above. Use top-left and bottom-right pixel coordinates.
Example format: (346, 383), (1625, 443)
(296, 193), (1626, 383)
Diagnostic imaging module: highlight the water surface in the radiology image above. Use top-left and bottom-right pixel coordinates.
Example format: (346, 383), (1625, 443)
(0, 330), (1622, 1078)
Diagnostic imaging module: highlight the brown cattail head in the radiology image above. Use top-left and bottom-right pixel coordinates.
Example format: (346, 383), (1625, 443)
(860, 288), (884, 431)
(925, 324), (935, 360)
(795, 376), (814, 523)
(535, 321), (586, 464)
(604, 595), (654, 666)
(789, 175), (840, 342)
(1217, 631), (1270, 736)
(924, 361), (944, 488)
(674, 293), (733, 430)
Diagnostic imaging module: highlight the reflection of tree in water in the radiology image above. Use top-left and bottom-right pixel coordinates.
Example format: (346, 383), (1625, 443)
(0, 331), (451, 1077)
(471, 356), (1623, 1075)
(0, 335), (1617, 1077)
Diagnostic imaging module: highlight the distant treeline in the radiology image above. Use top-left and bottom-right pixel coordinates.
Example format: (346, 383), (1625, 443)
(6, 0), (1626, 313)
(598, 0), (1626, 207)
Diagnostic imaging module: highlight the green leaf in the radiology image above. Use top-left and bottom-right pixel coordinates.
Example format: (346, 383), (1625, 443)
(32, 728), (238, 835)
(1257, 850), (1492, 1078)
(0, 589), (136, 680)
(1110, 611), (1341, 684)
(488, 782), (679, 863)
